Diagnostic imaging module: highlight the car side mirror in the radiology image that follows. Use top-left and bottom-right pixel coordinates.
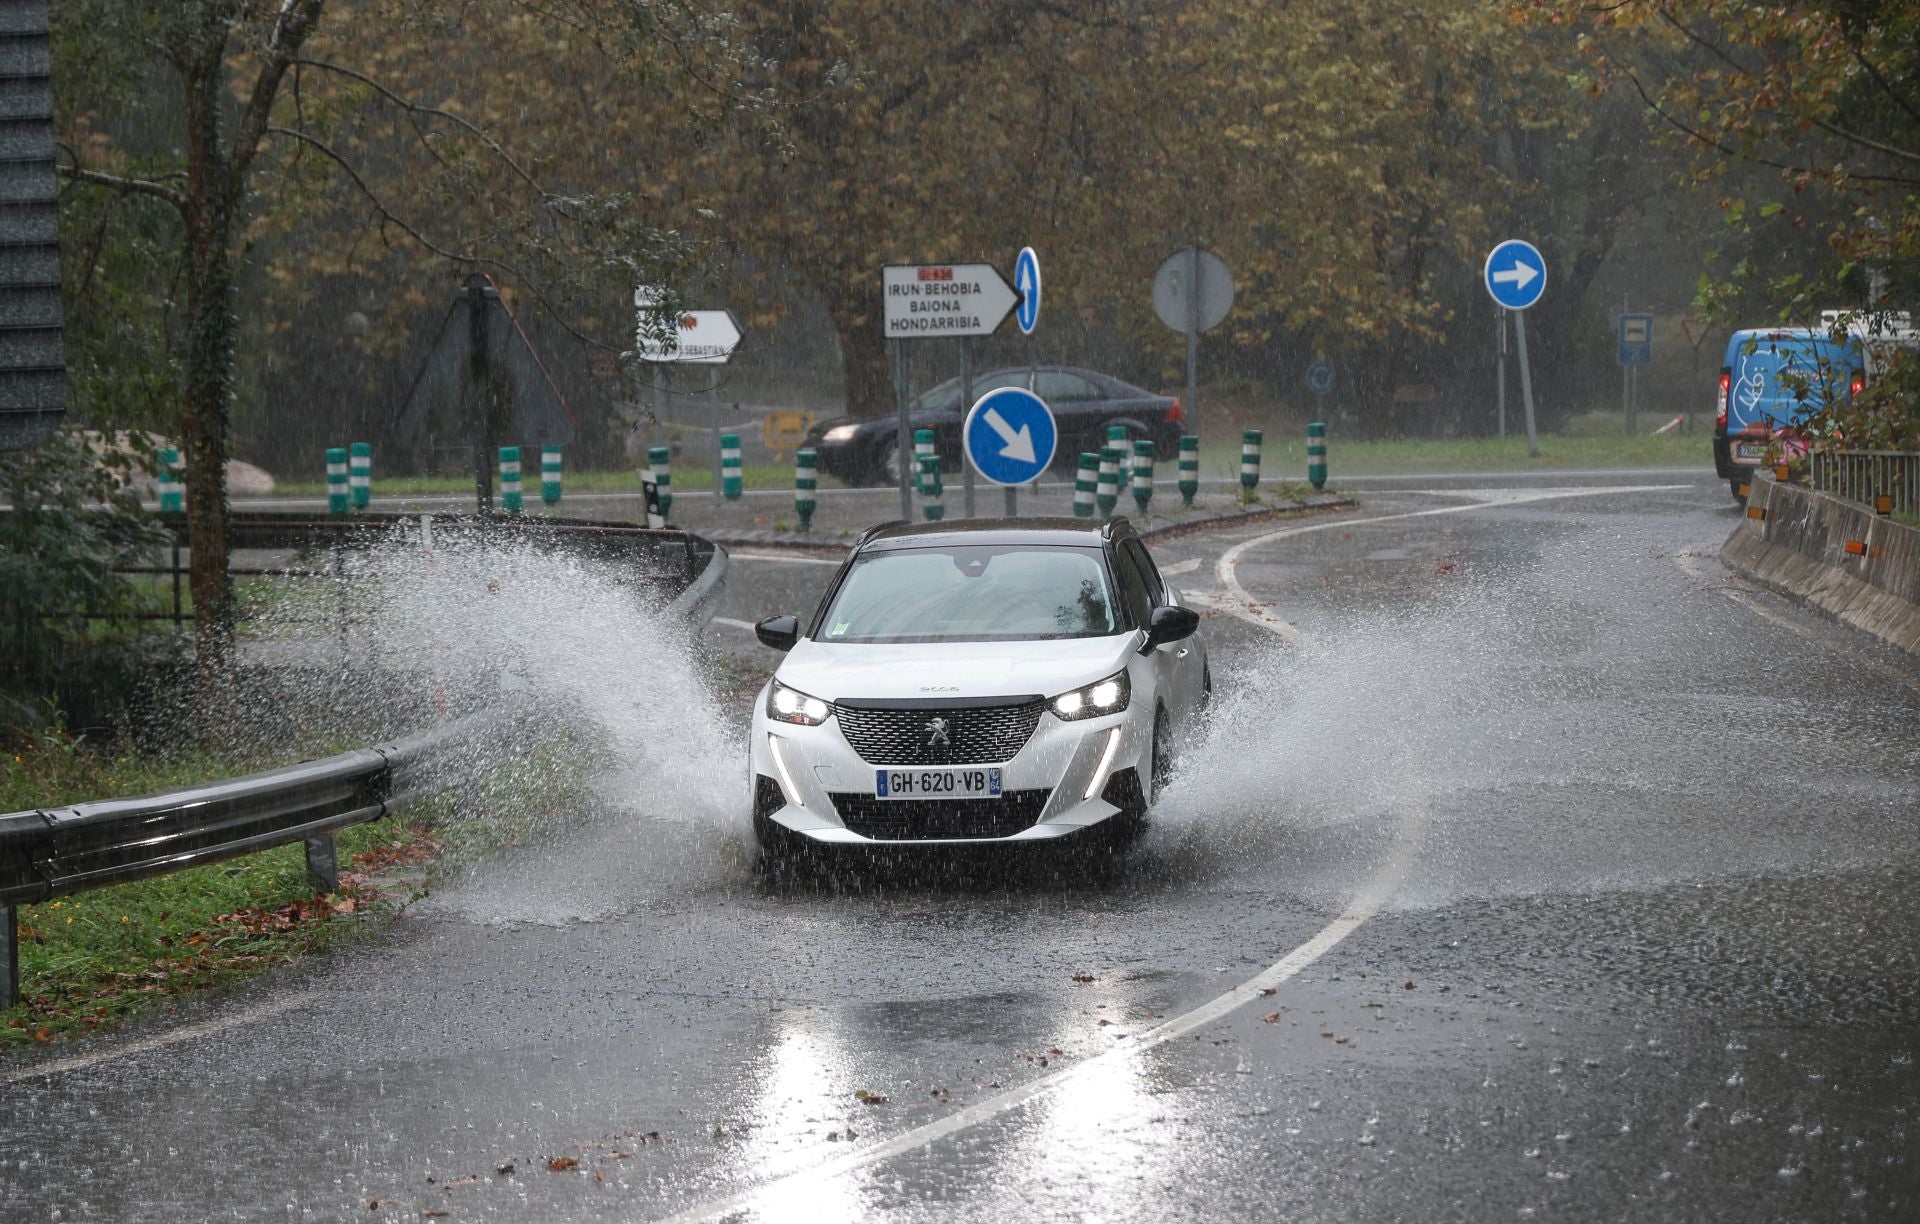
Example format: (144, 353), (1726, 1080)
(1142, 605), (1200, 652)
(755, 614), (801, 651)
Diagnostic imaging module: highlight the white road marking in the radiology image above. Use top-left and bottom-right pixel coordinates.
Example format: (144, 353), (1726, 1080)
(0, 991), (319, 1085)
(1158, 557), (1202, 575)
(727, 551), (843, 566)
(1211, 486), (1688, 640)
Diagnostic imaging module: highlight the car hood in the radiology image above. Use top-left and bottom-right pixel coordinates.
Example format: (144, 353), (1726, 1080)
(775, 635), (1138, 703)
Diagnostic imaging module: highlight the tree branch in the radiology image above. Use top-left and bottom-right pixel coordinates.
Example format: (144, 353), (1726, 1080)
(230, 0), (326, 189)
(1852, 48), (1920, 131)
(55, 162), (187, 212)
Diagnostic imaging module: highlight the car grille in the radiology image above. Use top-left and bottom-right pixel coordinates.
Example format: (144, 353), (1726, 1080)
(834, 698), (1044, 765)
(828, 789), (1052, 840)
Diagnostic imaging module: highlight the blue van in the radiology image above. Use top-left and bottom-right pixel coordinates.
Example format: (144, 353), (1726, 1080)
(1713, 327), (1864, 500)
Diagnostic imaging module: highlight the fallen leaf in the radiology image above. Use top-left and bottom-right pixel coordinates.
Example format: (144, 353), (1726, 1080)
(611, 1151), (634, 1159)
(1097, 1019), (1113, 1026)
(495, 1163), (514, 1176)
(1262, 1012), (1282, 1024)
(1259, 987), (1277, 997)
(1071, 973), (1095, 984)
(423, 1213), (449, 1220)
(547, 1155), (579, 1172)
(1403, 981), (1416, 990)
(1319, 1030), (1334, 1038)
(854, 1090), (889, 1105)
(594, 1171), (605, 1183)
(1047, 1047), (1063, 1056)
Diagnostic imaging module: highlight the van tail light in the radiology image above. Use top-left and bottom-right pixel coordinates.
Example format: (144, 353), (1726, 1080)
(1164, 397), (1185, 424)
(1716, 368), (1730, 430)
(1850, 369), (1865, 396)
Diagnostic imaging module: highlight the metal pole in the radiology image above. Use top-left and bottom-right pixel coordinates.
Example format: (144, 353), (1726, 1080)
(894, 339), (914, 521)
(467, 276), (494, 513)
(708, 366), (722, 503)
(2, 904), (18, 1009)
(1497, 309), (1508, 439)
(1513, 309), (1542, 458)
(961, 338), (977, 518)
(1186, 246), (1200, 439)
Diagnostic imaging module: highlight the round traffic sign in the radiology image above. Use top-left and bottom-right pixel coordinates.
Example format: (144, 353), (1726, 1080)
(1483, 239), (1547, 311)
(1305, 360), (1336, 396)
(1152, 248), (1233, 334)
(963, 387), (1057, 486)
(1014, 247), (1041, 335)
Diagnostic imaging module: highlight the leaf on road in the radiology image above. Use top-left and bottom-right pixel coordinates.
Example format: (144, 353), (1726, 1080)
(854, 1090), (889, 1105)
(1262, 1012), (1282, 1024)
(1071, 973), (1096, 983)
(547, 1155), (579, 1172)
(495, 1163), (514, 1176)
(1259, 987), (1277, 997)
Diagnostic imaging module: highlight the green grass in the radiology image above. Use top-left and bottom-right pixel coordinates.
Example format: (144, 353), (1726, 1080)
(1191, 431), (1709, 480)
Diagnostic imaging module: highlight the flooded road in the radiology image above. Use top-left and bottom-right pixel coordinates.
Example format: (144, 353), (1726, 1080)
(4, 475), (1915, 1222)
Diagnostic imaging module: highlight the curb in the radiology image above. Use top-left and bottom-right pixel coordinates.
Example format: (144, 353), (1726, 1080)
(701, 492), (1358, 555)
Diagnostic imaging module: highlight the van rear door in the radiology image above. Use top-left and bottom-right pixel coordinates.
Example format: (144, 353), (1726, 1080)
(1725, 333), (1851, 434)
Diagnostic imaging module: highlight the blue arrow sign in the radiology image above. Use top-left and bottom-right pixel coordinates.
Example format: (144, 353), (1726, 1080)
(964, 386), (1057, 486)
(1305, 360), (1336, 396)
(1483, 239), (1547, 311)
(1014, 247), (1041, 335)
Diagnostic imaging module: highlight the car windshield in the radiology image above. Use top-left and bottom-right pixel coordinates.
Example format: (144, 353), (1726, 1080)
(817, 545), (1117, 643)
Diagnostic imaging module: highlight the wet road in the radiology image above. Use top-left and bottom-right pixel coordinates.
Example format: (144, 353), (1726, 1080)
(5, 474), (1917, 1222)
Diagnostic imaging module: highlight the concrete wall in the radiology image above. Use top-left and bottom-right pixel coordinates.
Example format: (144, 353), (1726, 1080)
(1722, 473), (1920, 655)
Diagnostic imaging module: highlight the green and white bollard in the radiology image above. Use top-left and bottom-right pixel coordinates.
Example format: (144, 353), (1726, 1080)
(1096, 446), (1120, 519)
(1132, 439), (1155, 514)
(1240, 429), (1263, 494)
(1178, 435), (1199, 507)
(794, 447), (817, 530)
(499, 446), (523, 514)
(157, 448), (184, 512)
(541, 446), (563, 506)
(647, 446), (671, 524)
(914, 428), (936, 483)
(1073, 452), (1099, 518)
(327, 447), (350, 515)
(349, 442), (372, 509)
(1307, 421), (1327, 491)
(720, 434), (742, 500)
(918, 454), (944, 521)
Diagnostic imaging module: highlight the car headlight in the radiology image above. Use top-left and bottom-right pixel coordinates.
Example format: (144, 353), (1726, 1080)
(1049, 669), (1130, 721)
(767, 679), (832, 726)
(822, 424), (860, 442)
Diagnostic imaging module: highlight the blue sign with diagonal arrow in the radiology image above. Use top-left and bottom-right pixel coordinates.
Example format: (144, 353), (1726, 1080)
(1483, 239), (1547, 311)
(964, 386), (1057, 486)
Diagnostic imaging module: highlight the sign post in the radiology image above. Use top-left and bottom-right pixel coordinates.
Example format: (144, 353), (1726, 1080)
(634, 294), (745, 503)
(1617, 310), (1652, 434)
(1482, 239), (1547, 457)
(1014, 246), (1041, 518)
(1153, 248), (1233, 437)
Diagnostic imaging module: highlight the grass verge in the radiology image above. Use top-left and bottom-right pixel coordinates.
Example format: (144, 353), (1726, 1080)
(1192, 432), (1709, 481)
(269, 463), (822, 498)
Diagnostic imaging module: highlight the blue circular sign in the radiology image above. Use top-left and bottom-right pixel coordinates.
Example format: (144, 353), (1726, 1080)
(1483, 239), (1547, 311)
(964, 387), (1057, 486)
(1305, 360), (1336, 395)
(1014, 247), (1041, 335)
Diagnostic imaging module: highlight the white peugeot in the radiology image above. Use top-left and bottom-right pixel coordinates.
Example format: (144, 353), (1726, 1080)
(748, 518), (1209, 852)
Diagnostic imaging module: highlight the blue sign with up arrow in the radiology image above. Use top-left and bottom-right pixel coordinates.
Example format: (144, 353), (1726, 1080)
(1483, 239), (1547, 312)
(964, 386), (1057, 486)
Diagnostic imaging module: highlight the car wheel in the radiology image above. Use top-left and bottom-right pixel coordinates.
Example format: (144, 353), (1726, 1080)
(1150, 706), (1174, 803)
(752, 810), (807, 873)
(869, 438), (905, 488)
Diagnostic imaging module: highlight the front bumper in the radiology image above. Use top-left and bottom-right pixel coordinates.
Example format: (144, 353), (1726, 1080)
(749, 700), (1149, 846)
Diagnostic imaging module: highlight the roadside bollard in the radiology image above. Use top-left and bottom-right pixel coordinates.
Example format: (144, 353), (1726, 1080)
(1107, 423), (1129, 450)
(327, 447), (349, 515)
(1132, 439), (1154, 514)
(1096, 446), (1120, 518)
(720, 434), (743, 500)
(1307, 422), (1326, 491)
(1074, 452), (1099, 518)
(349, 442), (372, 509)
(914, 428), (936, 482)
(1240, 429), (1262, 495)
(648, 446), (672, 524)
(918, 454), (944, 521)
(498, 446), (523, 514)
(1178, 435), (1199, 507)
(795, 447), (817, 530)
(541, 446), (563, 506)
(157, 448), (184, 512)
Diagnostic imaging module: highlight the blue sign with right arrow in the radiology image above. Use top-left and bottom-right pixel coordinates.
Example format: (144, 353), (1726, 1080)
(1483, 239), (1547, 312)
(964, 386), (1057, 486)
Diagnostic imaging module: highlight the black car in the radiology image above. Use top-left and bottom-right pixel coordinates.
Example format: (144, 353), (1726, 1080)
(804, 365), (1185, 487)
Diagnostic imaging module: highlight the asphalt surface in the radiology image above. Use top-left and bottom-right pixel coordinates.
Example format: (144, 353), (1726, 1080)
(6, 472), (1918, 1222)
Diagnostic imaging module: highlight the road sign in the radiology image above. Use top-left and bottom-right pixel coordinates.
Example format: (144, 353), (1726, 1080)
(1618, 313), (1653, 365)
(883, 264), (1019, 339)
(1305, 360), (1336, 396)
(634, 297), (744, 364)
(1014, 247), (1041, 335)
(963, 386), (1057, 486)
(763, 409), (814, 456)
(1483, 240), (1547, 311)
(1152, 248), (1233, 333)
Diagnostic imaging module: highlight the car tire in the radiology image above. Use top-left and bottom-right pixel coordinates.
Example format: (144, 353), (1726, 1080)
(1150, 706), (1174, 804)
(751, 811), (808, 873)
(867, 437), (905, 488)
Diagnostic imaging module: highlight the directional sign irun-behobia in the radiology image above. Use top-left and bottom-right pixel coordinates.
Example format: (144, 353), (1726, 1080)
(964, 386), (1057, 486)
(1483, 240), (1546, 312)
(883, 264), (1020, 339)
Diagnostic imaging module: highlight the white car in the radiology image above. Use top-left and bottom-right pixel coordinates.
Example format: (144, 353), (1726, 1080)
(748, 518), (1209, 852)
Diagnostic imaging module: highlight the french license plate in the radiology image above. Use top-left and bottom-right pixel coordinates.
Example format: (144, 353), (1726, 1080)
(874, 767), (1002, 800)
(1734, 443), (1767, 459)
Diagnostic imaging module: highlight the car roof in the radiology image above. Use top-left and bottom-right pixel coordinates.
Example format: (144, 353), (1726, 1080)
(856, 516), (1137, 551)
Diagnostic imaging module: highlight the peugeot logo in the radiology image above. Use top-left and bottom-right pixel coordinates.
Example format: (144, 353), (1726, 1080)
(925, 717), (951, 749)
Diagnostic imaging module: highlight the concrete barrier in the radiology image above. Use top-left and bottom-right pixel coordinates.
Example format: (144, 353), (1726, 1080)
(1722, 471), (1920, 655)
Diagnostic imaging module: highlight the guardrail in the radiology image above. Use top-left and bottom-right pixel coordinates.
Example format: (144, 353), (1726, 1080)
(1, 523), (727, 1008)
(1808, 449), (1920, 517)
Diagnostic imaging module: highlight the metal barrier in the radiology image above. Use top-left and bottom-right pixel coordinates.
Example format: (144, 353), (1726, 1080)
(1, 523), (727, 1007)
(1808, 450), (1920, 517)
